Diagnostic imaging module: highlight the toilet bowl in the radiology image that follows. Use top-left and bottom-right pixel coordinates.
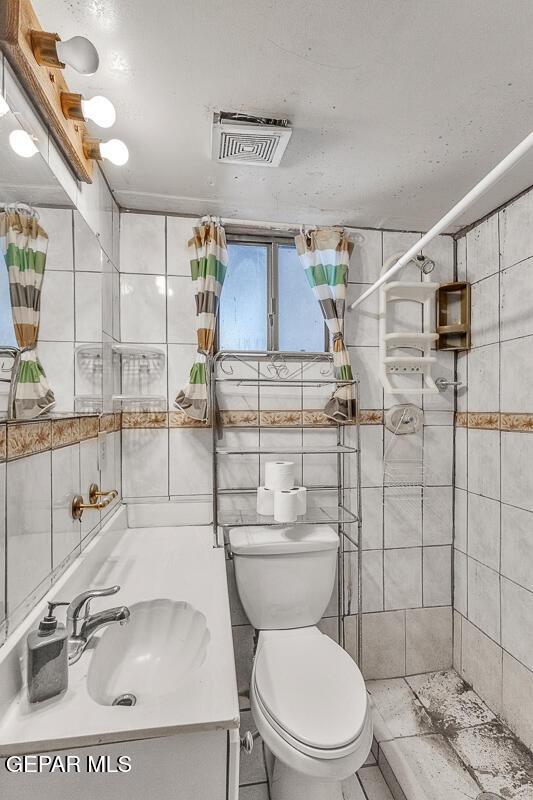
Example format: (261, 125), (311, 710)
(228, 524), (372, 799)
(250, 628), (372, 783)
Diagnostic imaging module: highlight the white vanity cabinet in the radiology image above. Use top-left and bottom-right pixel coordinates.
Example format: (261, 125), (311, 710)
(0, 730), (239, 800)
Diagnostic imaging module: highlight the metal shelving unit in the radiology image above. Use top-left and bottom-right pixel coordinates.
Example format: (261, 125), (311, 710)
(210, 349), (363, 665)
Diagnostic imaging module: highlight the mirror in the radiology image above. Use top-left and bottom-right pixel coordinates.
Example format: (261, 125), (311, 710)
(0, 104), (105, 419)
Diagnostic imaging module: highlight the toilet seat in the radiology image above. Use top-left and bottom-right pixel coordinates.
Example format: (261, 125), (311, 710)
(252, 627), (369, 760)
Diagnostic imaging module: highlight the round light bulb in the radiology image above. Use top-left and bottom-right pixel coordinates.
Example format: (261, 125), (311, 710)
(81, 95), (116, 128)
(9, 130), (38, 158)
(99, 138), (129, 166)
(56, 36), (99, 75)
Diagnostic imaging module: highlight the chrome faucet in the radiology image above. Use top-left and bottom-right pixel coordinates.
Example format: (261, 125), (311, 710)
(67, 585), (130, 664)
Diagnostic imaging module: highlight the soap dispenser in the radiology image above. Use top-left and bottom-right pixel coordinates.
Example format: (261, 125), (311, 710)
(27, 601), (69, 703)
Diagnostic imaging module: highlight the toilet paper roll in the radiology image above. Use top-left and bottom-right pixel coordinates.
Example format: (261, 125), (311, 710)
(294, 486), (307, 516)
(256, 486), (275, 516)
(264, 461), (295, 491)
(274, 489), (299, 523)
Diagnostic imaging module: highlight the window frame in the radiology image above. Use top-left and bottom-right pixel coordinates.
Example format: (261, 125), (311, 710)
(221, 233), (329, 353)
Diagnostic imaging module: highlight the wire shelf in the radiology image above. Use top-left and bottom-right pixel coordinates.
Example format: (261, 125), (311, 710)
(216, 444), (358, 455)
(218, 504), (358, 529)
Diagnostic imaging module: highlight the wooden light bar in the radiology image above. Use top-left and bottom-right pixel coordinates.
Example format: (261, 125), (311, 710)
(0, 0), (94, 182)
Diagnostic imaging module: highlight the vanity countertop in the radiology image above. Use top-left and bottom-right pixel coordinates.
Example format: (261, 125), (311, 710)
(0, 510), (240, 755)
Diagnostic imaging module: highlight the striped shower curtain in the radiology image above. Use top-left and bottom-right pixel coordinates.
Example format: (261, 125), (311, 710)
(295, 227), (355, 421)
(174, 220), (228, 421)
(0, 210), (55, 418)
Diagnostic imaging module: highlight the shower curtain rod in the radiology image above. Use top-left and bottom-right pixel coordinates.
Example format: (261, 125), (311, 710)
(348, 130), (533, 310)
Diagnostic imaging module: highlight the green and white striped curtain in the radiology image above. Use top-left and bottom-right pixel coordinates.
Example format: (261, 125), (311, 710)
(0, 210), (55, 418)
(174, 220), (228, 422)
(295, 227), (355, 422)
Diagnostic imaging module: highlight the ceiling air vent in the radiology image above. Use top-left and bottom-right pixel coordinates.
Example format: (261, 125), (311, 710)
(212, 112), (292, 167)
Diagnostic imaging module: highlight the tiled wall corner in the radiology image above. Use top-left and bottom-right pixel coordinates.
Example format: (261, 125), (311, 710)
(454, 181), (533, 749)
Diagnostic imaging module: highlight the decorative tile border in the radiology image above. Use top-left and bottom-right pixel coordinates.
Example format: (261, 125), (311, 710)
(120, 408), (384, 429)
(2, 413), (121, 462)
(466, 412), (500, 430)
(51, 418), (81, 449)
(455, 411), (533, 432)
(501, 413), (533, 432)
(7, 420), (52, 460)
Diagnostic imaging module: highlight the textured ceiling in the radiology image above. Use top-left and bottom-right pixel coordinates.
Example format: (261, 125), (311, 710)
(32, 0), (533, 230)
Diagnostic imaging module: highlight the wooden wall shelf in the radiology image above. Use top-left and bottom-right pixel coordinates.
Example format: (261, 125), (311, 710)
(436, 282), (471, 350)
(0, 0), (94, 182)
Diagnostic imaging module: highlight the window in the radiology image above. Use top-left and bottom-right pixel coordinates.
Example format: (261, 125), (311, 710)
(218, 236), (326, 352)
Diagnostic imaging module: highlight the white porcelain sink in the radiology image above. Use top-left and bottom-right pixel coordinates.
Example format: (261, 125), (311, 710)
(87, 598), (210, 707)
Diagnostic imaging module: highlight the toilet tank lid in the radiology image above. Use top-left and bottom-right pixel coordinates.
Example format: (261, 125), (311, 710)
(228, 524), (339, 555)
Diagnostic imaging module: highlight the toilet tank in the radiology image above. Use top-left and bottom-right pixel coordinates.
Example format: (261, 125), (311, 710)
(228, 525), (339, 629)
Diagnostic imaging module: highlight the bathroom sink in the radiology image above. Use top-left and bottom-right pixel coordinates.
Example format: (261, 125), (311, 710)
(87, 598), (210, 707)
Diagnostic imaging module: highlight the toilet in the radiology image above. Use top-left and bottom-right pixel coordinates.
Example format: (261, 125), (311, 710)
(229, 524), (372, 800)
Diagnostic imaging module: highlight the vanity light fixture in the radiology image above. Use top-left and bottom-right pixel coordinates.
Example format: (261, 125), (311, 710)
(83, 137), (129, 166)
(30, 31), (99, 75)
(60, 92), (116, 128)
(9, 129), (38, 157)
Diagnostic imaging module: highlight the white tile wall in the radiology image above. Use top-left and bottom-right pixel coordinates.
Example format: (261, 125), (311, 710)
(405, 606), (452, 674)
(423, 546), (451, 606)
(384, 547), (422, 610)
(470, 273), (500, 347)
(38, 207), (74, 270)
(500, 257), (533, 341)
(167, 276), (197, 343)
(502, 651), (533, 750)
(74, 210), (103, 271)
(384, 488), (422, 548)
(501, 577), (533, 672)
(466, 344), (500, 412)
(467, 429), (500, 500)
(40, 271), (75, 342)
(119, 212), (455, 681)
(120, 213), (165, 274)
(37, 342), (75, 413)
(122, 429), (169, 499)
(467, 559), (500, 643)
(465, 214), (499, 282)
(500, 336), (533, 411)
(499, 190), (533, 269)
(169, 428), (212, 496)
(6, 452), (52, 617)
(501, 503), (533, 593)
(167, 216), (194, 276)
(501, 431), (533, 511)
(361, 487), (384, 550)
(423, 487), (453, 545)
(467, 493), (500, 571)
(51, 444), (81, 568)
(458, 617), (503, 715)
(120, 274), (167, 343)
(75, 272), (103, 343)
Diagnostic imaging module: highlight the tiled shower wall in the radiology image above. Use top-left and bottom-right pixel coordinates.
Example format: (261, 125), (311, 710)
(120, 211), (455, 678)
(454, 185), (533, 750)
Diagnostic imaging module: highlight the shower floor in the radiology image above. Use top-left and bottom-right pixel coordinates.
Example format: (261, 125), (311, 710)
(368, 669), (533, 800)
